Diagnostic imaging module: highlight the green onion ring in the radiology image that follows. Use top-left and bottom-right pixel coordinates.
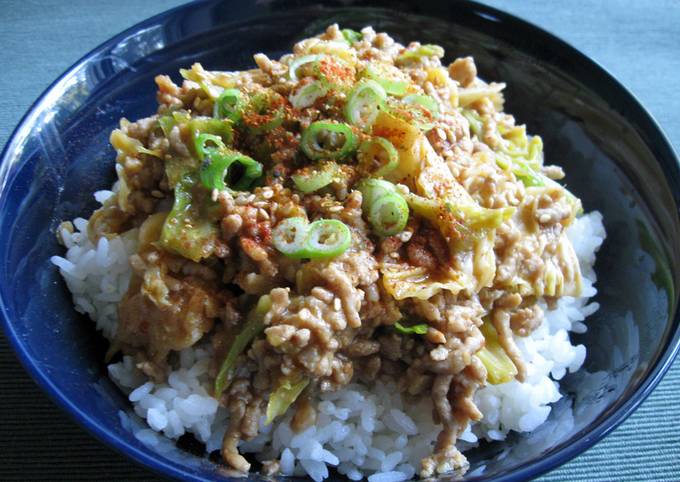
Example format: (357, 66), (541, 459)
(300, 121), (358, 160)
(362, 66), (409, 97)
(292, 162), (338, 193)
(368, 191), (409, 237)
(194, 133), (226, 161)
(199, 150), (263, 191)
(289, 54), (325, 81)
(250, 109), (284, 134)
(344, 80), (387, 131)
(357, 178), (399, 215)
(213, 88), (244, 123)
(272, 217), (311, 258)
(359, 137), (399, 177)
(244, 92), (286, 134)
(304, 219), (351, 259)
(290, 80), (328, 109)
(188, 117), (233, 159)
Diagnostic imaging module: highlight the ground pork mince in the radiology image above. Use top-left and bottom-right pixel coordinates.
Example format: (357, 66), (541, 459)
(51, 24), (605, 481)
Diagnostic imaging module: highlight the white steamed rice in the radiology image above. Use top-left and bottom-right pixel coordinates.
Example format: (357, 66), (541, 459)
(51, 193), (605, 482)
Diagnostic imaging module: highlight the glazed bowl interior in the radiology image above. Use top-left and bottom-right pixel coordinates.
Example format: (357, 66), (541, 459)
(1, 1), (679, 481)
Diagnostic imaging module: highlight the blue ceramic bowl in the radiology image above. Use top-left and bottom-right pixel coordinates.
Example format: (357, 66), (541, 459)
(1, 1), (679, 480)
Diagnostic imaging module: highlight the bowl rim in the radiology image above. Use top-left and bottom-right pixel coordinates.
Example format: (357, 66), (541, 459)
(1, 1), (679, 481)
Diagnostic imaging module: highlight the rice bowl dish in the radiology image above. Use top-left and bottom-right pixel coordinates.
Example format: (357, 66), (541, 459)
(51, 24), (606, 481)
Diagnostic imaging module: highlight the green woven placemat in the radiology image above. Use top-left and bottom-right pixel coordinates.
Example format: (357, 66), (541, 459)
(0, 1), (678, 480)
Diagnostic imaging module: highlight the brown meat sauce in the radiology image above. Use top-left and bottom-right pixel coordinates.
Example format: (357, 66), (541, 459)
(85, 24), (584, 478)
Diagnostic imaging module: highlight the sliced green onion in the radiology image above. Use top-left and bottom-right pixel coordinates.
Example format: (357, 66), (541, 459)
(359, 137), (398, 177)
(272, 217), (310, 258)
(213, 88), (244, 123)
(344, 80), (387, 131)
(357, 178), (399, 214)
(368, 192), (409, 237)
(403, 94), (439, 114)
(397, 44), (445, 63)
(341, 28), (362, 44)
(357, 179), (410, 237)
(304, 219), (351, 259)
(300, 121), (358, 160)
(265, 376), (310, 425)
(289, 54), (324, 81)
(272, 217), (351, 259)
(262, 111), (285, 133)
(362, 66), (409, 97)
(290, 80), (328, 109)
(244, 92), (286, 134)
(394, 321), (428, 335)
(231, 160), (262, 191)
(189, 118), (233, 159)
(292, 162), (338, 193)
(194, 133), (226, 161)
(214, 295), (271, 397)
(250, 109), (284, 134)
(200, 150), (263, 191)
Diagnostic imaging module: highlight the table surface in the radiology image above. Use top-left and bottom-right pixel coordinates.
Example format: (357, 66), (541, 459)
(1, 1), (679, 480)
